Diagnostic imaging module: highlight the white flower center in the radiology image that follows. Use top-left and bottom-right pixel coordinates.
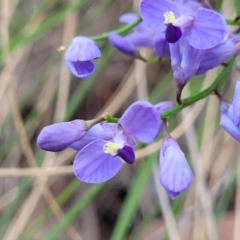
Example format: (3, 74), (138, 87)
(163, 11), (177, 25)
(103, 142), (122, 156)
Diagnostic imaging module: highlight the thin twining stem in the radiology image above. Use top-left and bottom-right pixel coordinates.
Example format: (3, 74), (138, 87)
(91, 17), (141, 41)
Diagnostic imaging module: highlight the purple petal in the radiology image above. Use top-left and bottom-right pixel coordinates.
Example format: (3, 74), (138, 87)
(70, 124), (114, 151)
(119, 101), (161, 143)
(65, 36), (101, 62)
(174, 37), (205, 85)
(108, 33), (138, 56)
(154, 101), (174, 113)
(37, 120), (87, 152)
(165, 24), (182, 43)
(190, 8), (226, 49)
(119, 13), (138, 24)
(160, 138), (193, 199)
(74, 139), (122, 183)
(181, 36), (205, 69)
(169, 41), (182, 71)
(220, 102), (240, 142)
(177, 1), (202, 15)
(125, 32), (153, 48)
(153, 31), (170, 58)
(196, 35), (237, 75)
(233, 79), (240, 127)
(117, 145), (135, 164)
(166, 190), (180, 199)
(100, 123), (119, 133)
(139, 0), (179, 32)
(66, 60), (95, 79)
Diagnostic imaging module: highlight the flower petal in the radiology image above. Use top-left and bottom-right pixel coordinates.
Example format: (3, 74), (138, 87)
(220, 104), (240, 142)
(119, 13), (138, 24)
(70, 124), (114, 151)
(74, 139), (122, 183)
(108, 33), (138, 56)
(125, 32), (153, 48)
(153, 31), (170, 58)
(232, 79), (240, 127)
(65, 36), (101, 62)
(66, 60), (95, 79)
(160, 137), (193, 199)
(165, 24), (182, 43)
(154, 101), (174, 113)
(119, 101), (161, 143)
(196, 35), (236, 75)
(169, 41), (182, 71)
(190, 8), (226, 49)
(139, 0), (179, 32)
(37, 120), (87, 152)
(174, 37), (205, 85)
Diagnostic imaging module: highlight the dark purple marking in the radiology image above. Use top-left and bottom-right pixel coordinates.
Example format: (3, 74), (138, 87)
(165, 24), (182, 43)
(117, 145), (135, 164)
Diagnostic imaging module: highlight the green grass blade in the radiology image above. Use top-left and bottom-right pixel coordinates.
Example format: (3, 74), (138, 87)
(0, 178), (31, 238)
(110, 153), (158, 240)
(215, 0), (223, 11)
(46, 183), (105, 240)
(19, 179), (81, 240)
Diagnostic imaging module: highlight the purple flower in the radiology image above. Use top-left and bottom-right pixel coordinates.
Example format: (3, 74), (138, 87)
(139, 0), (226, 49)
(37, 120), (88, 152)
(160, 137), (193, 199)
(108, 13), (153, 57)
(169, 33), (240, 88)
(73, 101), (161, 183)
(65, 36), (101, 78)
(219, 79), (240, 141)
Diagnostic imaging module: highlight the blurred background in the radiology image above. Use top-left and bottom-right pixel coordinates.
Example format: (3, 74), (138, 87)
(0, 0), (240, 239)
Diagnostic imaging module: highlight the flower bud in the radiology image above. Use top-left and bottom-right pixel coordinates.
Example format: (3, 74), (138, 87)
(37, 120), (88, 152)
(65, 36), (101, 78)
(160, 137), (193, 199)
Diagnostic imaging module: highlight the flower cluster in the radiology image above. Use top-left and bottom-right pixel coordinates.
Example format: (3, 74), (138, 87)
(37, 0), (240, 199)
(37, 100), (194, 198)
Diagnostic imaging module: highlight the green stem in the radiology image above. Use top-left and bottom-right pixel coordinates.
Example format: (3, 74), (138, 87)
(161, 59), (233, 119)
(226, 18), (240, 26)
(105, 59), (232, 122)
(91, 18), (142, 42)
(105, 114), (119, 123)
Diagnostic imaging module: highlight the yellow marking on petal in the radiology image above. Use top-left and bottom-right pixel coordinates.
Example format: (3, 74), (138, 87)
(103, 142), (122, 156)
(163, 11), (177, 25)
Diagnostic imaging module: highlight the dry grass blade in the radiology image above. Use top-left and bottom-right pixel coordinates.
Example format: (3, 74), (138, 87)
(1, 1), (82, 239)
(181, 105), (218, 240)
(0, 166), (73, 177)
(152, 165), (181, 240)
(133, 42), (181, 239)
(234, 153), (240, 240)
